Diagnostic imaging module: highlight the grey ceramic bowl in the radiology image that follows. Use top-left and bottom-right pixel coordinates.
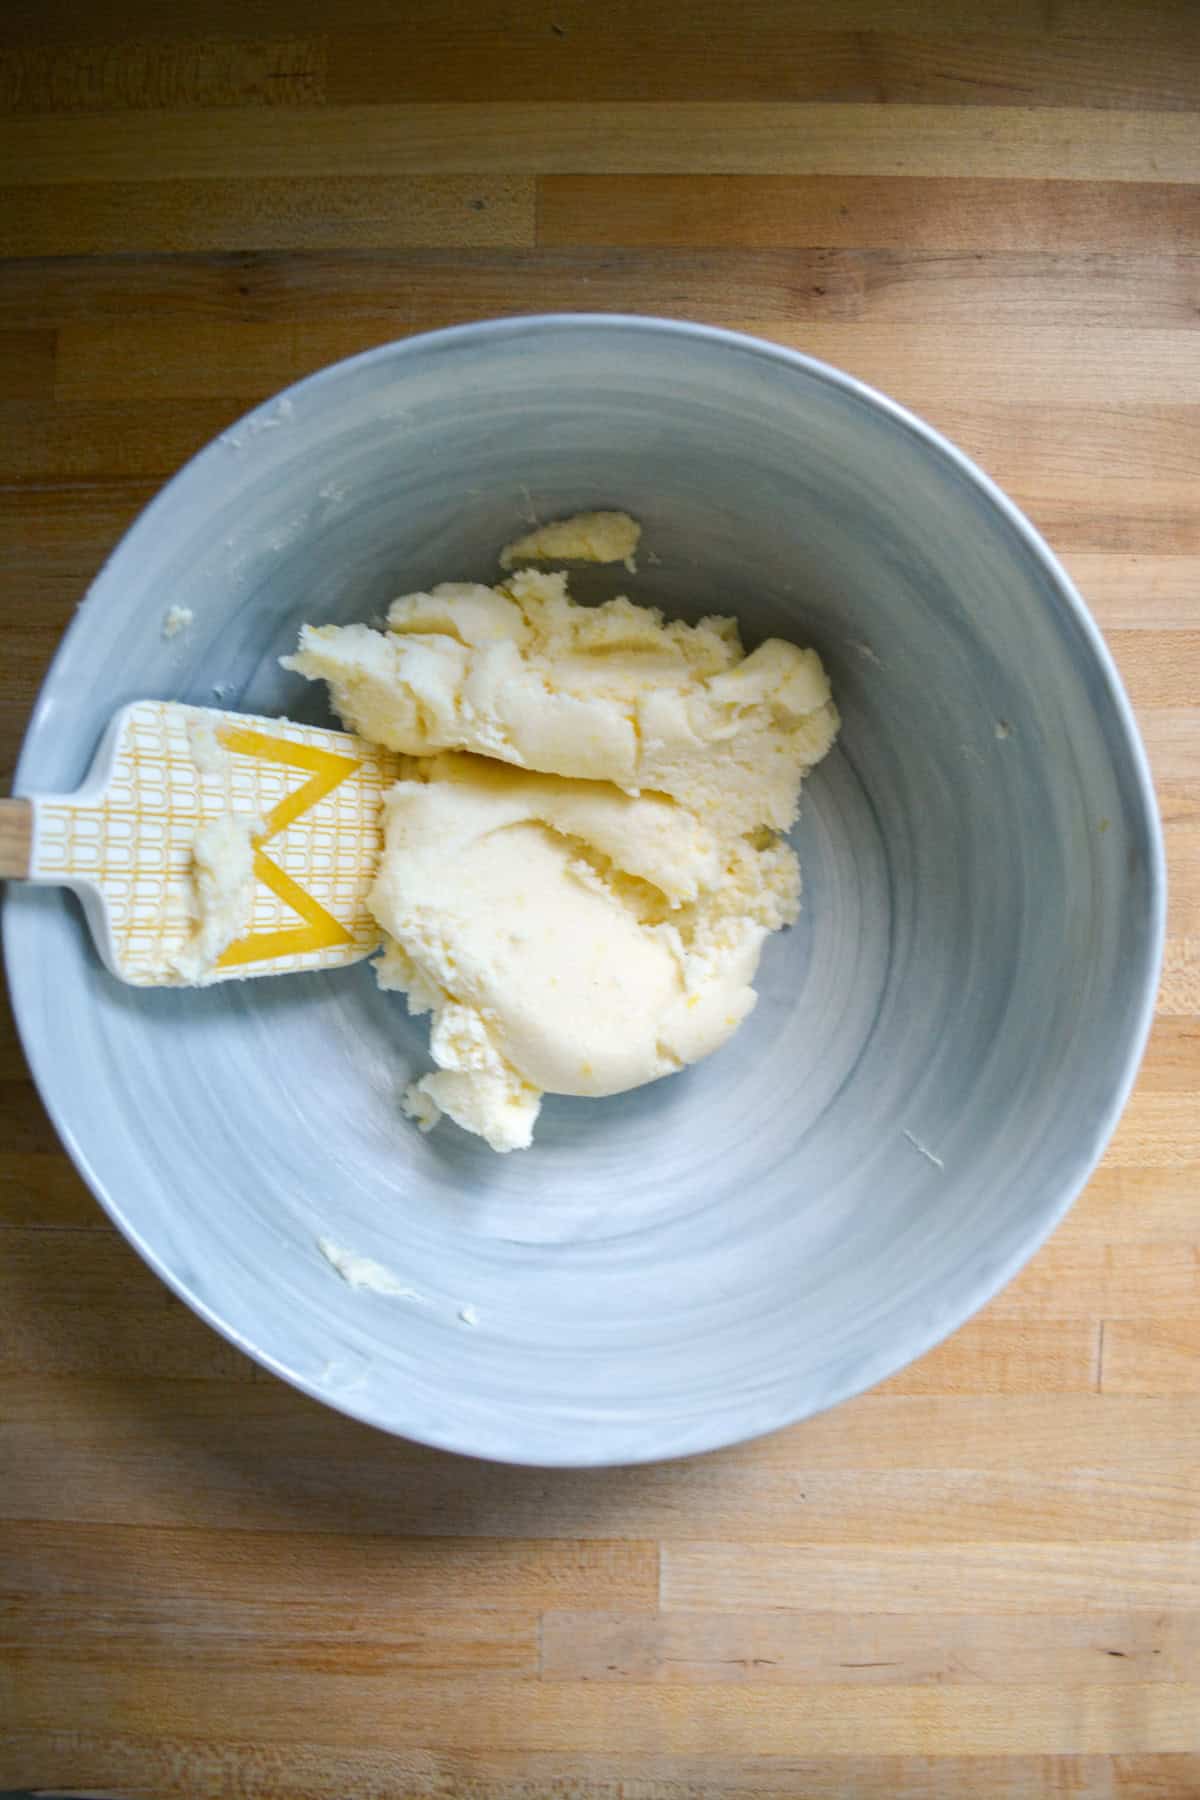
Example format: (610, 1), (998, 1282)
(5, 316), (1163, 1466)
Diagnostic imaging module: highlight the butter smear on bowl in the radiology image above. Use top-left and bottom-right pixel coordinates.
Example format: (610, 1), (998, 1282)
(283, 513), (838, 1151)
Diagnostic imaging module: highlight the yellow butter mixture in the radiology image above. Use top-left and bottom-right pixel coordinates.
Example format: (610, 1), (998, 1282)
(283, 513), (838, 1151)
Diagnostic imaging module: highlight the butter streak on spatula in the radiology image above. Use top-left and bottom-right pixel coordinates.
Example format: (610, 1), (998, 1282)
(0, 700), (402, 985)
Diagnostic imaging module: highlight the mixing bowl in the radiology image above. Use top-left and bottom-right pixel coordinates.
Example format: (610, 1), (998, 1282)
(5, 316), (1163, 1466)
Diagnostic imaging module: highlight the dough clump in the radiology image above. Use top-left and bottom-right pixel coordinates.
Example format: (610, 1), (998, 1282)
(283, 513), (838, 1151)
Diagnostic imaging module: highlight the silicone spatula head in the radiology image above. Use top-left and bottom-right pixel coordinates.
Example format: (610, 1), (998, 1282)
(15, 699), (403, 986)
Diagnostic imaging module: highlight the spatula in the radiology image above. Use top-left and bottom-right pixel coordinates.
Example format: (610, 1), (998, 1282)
(0, 700), (402, 985)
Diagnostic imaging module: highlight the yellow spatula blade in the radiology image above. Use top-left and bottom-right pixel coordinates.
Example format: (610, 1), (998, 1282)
(29, 700), (403, 986)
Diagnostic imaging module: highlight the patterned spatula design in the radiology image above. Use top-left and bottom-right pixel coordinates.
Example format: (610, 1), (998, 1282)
(0, 700), (403, 985)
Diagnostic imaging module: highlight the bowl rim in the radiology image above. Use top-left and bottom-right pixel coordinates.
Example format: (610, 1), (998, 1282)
(5, 312), (1167, 1467)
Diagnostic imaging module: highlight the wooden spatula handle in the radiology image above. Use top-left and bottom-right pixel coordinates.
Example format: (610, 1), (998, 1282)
(0, 798), (33, 879)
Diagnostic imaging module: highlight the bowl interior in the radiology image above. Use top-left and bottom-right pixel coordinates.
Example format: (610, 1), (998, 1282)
(6, 319), (1161, 1464)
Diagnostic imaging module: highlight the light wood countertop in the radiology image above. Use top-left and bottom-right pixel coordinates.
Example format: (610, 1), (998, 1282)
(2, 2), (1198, 1792)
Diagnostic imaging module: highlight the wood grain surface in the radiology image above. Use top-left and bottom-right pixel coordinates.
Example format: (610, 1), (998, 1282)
(1, 2), (1198, 1794)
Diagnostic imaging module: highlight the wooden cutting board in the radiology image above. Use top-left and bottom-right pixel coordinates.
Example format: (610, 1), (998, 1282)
(1, 1), (1198, 1794)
